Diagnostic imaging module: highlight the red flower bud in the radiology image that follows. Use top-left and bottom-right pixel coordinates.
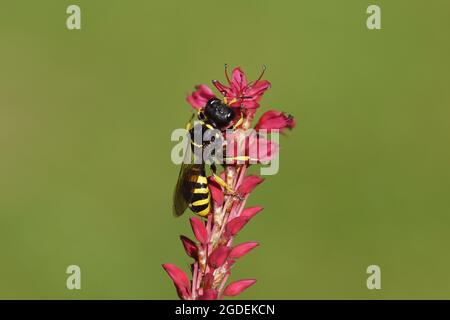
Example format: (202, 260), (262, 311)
(238, 175), (264, 195)
(180, 235), (198, 259)
(208, 177), (224, 207)
(208, 246), (231, 269)
(222, 279), (257, 297)
(241, 206), (263, 220)
(229, 242), (259, 259)
(162, 264), (191, 299)
(189, 217), (208, 244)
(225, 217), (250, 237)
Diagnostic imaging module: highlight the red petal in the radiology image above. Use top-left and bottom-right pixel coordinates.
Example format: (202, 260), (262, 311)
(162, 264), (190, 289)
(225, 216), (250, 237)
(247, 80), (271, 97)
(198, 84), (215, 96)
(190, 217), (208, 244)
(241, 100), (260, 108)
(229, 242), (259, 259)
(212, 80), (232, 97)
(198, 289), (218, 300)
(208, 177), (224, 207)
(255, 110), (296, 132)
(222, 279), (257, 297)
(237, 175), (264, 195)
(241, 80), (271, 109)
(208, 246), (231, 269)
(186, 84), (216, 109)
(180, 235), (198, 259)
(231, 67), (248, 92)
(162, 264), (191, 299)
(241, 206), (263, 220)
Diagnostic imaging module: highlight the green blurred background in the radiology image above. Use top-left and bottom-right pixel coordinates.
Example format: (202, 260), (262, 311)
(1, 0), (449, 299)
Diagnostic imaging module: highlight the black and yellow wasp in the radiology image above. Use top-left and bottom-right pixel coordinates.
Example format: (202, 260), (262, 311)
(173, 98), (238, 217)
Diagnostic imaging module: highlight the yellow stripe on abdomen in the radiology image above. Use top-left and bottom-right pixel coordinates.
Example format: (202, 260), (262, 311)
(196, 176), (207, 184)
(193, 188), (209, 194)
(197, 204), (211, 216)
(192, 197), (210, 206)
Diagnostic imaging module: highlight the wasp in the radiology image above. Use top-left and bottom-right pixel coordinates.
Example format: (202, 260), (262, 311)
(173, 98), (241, 217)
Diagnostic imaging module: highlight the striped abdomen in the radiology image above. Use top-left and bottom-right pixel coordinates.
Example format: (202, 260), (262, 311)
(186, 122), (213, 216)
(188, 170), (211, 216)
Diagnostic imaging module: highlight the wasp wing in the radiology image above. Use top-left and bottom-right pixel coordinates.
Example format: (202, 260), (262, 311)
(173, 163), (204, 217)
(173, 116), (205, 217)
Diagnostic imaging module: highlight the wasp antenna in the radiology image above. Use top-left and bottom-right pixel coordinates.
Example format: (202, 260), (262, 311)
(212, 79), (227, 96)
(252, 64), (267, 87)
(224, 63), (232, 85)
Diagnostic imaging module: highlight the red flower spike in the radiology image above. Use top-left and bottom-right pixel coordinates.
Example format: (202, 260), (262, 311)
(237, 175), (264, 195)
(162, 264), (191, 299)
(208, 246), (231, 269)
(198, 289), (219, 300)
(229, 242), (259, 259)
(255, 110), (296, 132)
(165, 66), (296, 300)
(225, 216), (250, 237)
(189, 217), (208, 244)
(187, 84), (216, 109)
(180, 235), (198, 259)
(208, 177), (224, 206)
(241, 206), (263, 220)
(222, 279), (257, 297)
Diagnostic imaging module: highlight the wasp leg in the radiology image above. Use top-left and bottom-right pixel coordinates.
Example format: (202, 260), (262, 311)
(210, 162), (217, 175)
(185, 113), (195, 131)
(232, 112), (244, 129)
(224, 156), (259, 163)
(212, 173), (244, 201)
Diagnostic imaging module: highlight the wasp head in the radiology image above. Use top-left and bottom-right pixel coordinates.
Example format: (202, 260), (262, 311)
(204, 98), (235, 130)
